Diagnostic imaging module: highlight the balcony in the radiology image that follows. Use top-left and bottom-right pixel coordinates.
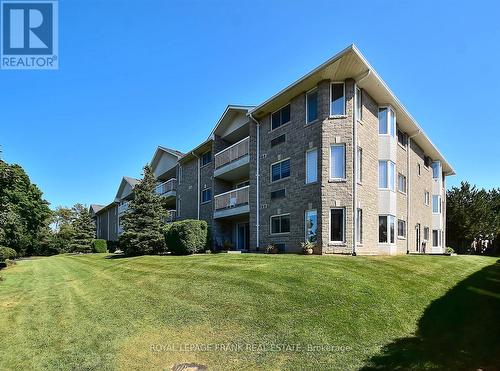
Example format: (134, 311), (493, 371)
(214, 137), (250, 181)
(118, 201), (129, 214)
(165, 210), (176, 223)
(155, 178), (177, 199)
(214, 186), (250, 219)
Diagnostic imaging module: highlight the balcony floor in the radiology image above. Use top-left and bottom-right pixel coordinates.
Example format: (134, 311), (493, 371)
(214, 204), (250, 219)
(214, 155), (250, 181)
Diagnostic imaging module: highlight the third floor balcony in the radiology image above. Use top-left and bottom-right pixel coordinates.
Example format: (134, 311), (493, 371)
(214, 136), (250, 181)
(155, 178), (177, 199)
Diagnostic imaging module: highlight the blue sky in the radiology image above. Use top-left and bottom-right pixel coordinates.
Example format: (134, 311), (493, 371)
(1, 0), (498, 209)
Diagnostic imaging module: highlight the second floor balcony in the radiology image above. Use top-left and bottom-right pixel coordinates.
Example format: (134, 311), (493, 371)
(214, 137), (250, 181)
(155, 178), (177, 199)
(118, 201), (129, 214)
(214, 185), (250, 219)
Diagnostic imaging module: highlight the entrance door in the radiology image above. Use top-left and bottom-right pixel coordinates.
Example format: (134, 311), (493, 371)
(415, 223), (421, 252)
(237, 223), (250, 250)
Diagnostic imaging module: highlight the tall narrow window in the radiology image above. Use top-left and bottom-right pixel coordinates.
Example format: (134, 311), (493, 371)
(305, 210), (318, 243)
(306, 148), (318, 184)
(398, 173), (407, 193)
(330, 208), (345, 242)
(397, 219), (406, 238)
(356, 208), (363, 243)
(379, 215), (396, 243)
(306, 89), (318, 123)
(432, 161), (440, 179)
(330, 82), (345, 115)
(379, 161), (388, 188)
(378, 108), (388, 134)
(432, 195), (441, 213)
(432, 230), (439, 247)
(201, 151), (212, 166)
(397, 129), (408, 147)
(357, 147), (363, 183)
(424, 191), (430, 206)
(330, 144), (346, 180)
(271, 104), (291, 130)
(389, 108), (396, 137)
(355, 86), (362, 121)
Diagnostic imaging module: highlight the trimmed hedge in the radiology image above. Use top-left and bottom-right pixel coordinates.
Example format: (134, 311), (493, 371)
(0, 247), (17, 262)
(91, 239), (108, 253)
(164, 220), (209, 255)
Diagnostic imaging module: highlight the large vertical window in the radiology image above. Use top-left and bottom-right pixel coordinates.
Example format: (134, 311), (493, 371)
(398, 173), (407, 193)
(330, 208), (345, 242)
(356, 208), (363, 243)
(271, 158), (291, 182)
(379, 215), (396, 243)
(330, 144), (346, 180)
(330, 82), (345, 115)
(379, 160), (395, 190)
(432, 195), (441, 213)
(306, 148), (318, 184)
(432, 161), (441, 179)
(397, 219), (406, 238)
(424, 227), (430, 241)
(432, 230), (440, 247)
(378, 107), (396, 136)
(271, 214), (290, 234)
(355, 86), (362, 120)
(357, 147), (363, 183)
(271, 104), (291, 130)
(305, 210), (318, 243)
(306, 89), (318, 123)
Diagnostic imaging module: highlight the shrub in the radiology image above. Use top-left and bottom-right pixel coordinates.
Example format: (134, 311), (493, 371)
(4, 259), (16, 267)
(91, 239), (108, 253)
(0, 247), (17, 262)
(107, 240), (120, 253)
(164, 220), (208, 255)
(265, 244), (278, 254)
(446, 247), (455, 254)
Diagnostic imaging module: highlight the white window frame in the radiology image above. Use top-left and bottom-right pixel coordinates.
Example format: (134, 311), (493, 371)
(379, 160), (395, 191)
(329, 207), (346, 243)
(305, 148), (318, 184)
(424, 191), (430, 206)
(306, 87), (318, 124)
(356, 208), (363, 244)
(432, 161), (441, 179)
(379, 215), (396, 244)
(270, 103), (291, 131)
(356, 146), (363, 184)
(304, 209), (318, 243)
(329, 143), (346, 181)
(432, 195), (441, 214)
(270, 213), (291, 235)
(424, 227), (429, 241)
(397, 219), (406, 239)
(378, 106), (396, 137)
(397, 173), (407, 194)
(270, 157), (291, 183)
(201, 188), (212, 204)
(355, 86), (363, 121)
(329, 81), (346, 116)
(432, 229), (440, 247)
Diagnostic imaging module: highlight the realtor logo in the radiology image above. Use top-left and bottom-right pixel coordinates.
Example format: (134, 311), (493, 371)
(1, 0), (58, 69)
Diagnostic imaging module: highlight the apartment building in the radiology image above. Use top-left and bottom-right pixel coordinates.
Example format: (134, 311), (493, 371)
(91, 44), (454, 255)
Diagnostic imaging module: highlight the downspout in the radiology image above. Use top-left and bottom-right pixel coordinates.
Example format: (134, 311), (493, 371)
(248, 113), (260, 250)
(407, 129), (422, 254)
(192, 151), (200, 220)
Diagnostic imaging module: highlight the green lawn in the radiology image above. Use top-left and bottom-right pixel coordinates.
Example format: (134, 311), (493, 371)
(0, 254), (498, 370)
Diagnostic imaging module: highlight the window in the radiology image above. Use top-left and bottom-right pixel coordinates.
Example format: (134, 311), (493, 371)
(178, 165), (182, 184)
(271, 134), (285, 147)
(271, 159), (291, 182)
(356, 147), (363, 183)
(379, 160), (395, 190)
(379, 215), (396, 243)
(417, 163), (421, 176)
(398, 219), (406, 238)
(397, 129), (408, 147)
(330, 208), (345, 242)
(305, 210), (318, 243)
(271, 214), (290, 234)
(432, 161), (440, 179)
(378, 107), (396, 136)
(201, 188), (212, 203)
(306, 89), (318, 123)
(424, 156), (432, 168)
(398, 173), (407, 193)
(330, 82), (345, 115)
(432, 195), (441, 213)
(201, 151), (212, 166)
(424, 227), (430, 241)
(270, 189), (286, 200)
(432, 230), (439, 247)
(424, 191), (430, 206)
(355, 86), (362, 120)
(306, 148), (318, 184)
(356, 208), (363, 243)
(271, 104), (291, 130)
(330, 144), (346, 180)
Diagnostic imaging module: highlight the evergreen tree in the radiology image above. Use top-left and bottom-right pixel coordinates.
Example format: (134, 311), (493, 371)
(69, 204), (94, 253)
(119, 165), (165, 256)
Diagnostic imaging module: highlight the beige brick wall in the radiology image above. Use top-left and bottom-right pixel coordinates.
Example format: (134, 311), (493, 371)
(396, 142), (409, 254)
